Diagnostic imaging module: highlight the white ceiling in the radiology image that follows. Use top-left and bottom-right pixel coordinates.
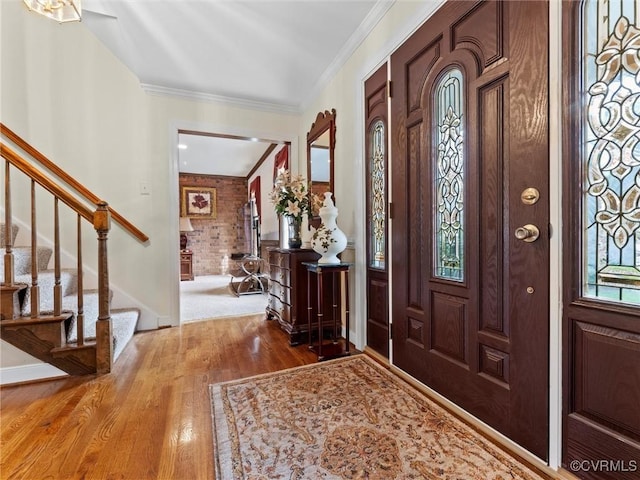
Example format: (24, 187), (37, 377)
(81, 0), (393, 176)
(178, 132), (283, 176)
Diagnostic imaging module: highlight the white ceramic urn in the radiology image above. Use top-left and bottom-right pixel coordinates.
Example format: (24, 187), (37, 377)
(311, 192), (347, 264)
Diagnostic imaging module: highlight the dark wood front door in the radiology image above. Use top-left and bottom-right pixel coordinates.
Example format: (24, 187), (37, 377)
(390, 0), (549, 459)
(364, 63), (390, 358)
(562, 2), (640, 478)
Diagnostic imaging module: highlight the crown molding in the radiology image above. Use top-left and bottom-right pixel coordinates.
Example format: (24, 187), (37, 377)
(300, 0), (395, 112)
(142, 1), (396, 115)
(140, 84), (301, 115)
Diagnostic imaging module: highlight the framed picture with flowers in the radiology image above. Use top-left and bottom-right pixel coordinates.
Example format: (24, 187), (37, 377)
(181, 186), (217, 218)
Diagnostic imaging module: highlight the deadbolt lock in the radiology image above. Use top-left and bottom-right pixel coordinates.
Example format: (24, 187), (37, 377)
(521, 187), (540, 205)
(514, 224), (540, 243)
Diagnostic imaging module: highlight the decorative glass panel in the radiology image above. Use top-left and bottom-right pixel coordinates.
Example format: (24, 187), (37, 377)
(582, 0), (640, 304)
(369, 120), (386, 269)
(434, 69), (464, 281)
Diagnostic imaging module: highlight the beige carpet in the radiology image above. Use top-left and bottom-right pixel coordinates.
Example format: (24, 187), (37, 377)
(210, 355), (546, 480)
(180, 275), (267, 323)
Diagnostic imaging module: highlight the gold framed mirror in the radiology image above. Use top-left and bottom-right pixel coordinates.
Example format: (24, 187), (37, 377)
(307, 109), (336, 215)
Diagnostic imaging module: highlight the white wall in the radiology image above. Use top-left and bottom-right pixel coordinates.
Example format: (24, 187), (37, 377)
(0, 0), (299, 372)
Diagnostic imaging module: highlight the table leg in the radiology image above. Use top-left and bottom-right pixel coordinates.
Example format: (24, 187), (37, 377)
(317, 268), (323, 360)
(332, 270), (338, 343)
(307, 268), (312, 350)
(344, 269), (350, 354)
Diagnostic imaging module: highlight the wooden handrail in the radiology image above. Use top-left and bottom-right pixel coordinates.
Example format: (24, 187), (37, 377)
(0, 124), (149, 243)
(1, 144), (95, 223)
(2, 141), (114, 374)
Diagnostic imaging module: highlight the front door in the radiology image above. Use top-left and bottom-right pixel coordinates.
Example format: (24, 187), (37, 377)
(390, 0), (550, 459)
(365, 63), (390, 358)
(562, 2), (640, 478)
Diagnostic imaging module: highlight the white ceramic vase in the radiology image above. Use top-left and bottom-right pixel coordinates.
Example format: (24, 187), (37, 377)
(311, 192), (347, 264)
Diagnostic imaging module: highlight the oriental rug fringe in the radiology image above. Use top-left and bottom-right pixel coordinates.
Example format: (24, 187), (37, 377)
(210, 355), (546, 480)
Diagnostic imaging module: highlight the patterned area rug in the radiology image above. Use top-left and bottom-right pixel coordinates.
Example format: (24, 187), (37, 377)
(210, 355), (546, 479)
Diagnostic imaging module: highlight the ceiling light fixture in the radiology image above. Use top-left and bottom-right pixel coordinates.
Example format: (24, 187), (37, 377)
(178, 144), (188, 150)
(23, 0), (82, 23)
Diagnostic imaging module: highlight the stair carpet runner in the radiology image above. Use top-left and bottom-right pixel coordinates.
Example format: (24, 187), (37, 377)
(1, 223), (138, 362)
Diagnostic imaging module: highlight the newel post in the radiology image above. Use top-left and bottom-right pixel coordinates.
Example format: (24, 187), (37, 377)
(94, 201), (112, 373)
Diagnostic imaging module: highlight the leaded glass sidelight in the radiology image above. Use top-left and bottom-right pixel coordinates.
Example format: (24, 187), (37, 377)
(369, 120), (386, 269)
(434, 69), (464, 281)
(582, 0), (640, 304)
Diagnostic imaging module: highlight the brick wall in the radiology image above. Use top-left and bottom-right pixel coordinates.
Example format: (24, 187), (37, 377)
(179, 173), (249, 276)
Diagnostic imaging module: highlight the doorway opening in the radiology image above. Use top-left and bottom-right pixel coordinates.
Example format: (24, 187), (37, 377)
(170, 125), (298, 327)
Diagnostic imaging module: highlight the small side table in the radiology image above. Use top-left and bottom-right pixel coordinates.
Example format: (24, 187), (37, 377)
(302, 262), (351, 361)
(180, 250), (194, 281)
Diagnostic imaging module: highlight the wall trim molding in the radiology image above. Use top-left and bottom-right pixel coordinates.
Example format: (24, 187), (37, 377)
(144, 0), (396, 115)
(0, 363), (67, 386)
(141, 84), (301, 115)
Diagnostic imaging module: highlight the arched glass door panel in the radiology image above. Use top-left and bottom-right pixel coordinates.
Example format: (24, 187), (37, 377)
(434, 68), (465, 282)
(369, 120), (386, 269)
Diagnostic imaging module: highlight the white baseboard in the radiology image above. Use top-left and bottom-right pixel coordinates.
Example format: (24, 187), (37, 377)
(0, 363), (68, 386)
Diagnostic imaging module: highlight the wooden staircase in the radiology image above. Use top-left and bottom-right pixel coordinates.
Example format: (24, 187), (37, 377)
(1, 124), (148, 377)
(1, 312), (96, 375)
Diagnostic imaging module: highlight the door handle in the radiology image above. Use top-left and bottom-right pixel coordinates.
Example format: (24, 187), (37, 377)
(514, 224), (540, 243)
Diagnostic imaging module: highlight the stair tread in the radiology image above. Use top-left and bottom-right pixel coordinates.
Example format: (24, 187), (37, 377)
(0, 283), (28, 291)
(1, 312), (73, 326)
(51, 341), (97, 354)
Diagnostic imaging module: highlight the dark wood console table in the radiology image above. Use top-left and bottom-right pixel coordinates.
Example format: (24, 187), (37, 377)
(266, 248), (320, 345)
(303, 262), (351, 361)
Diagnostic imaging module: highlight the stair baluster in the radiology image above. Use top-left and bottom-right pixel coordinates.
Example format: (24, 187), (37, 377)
(76, 215), (84, 346)
(53, 198), (62, 316)
(3, 161), (13, 286)
(30, 180), (40, 318)
(0, 161), (25, 321)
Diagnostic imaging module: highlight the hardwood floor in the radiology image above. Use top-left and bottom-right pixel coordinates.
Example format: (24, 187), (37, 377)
(0, 315), (319, 479)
